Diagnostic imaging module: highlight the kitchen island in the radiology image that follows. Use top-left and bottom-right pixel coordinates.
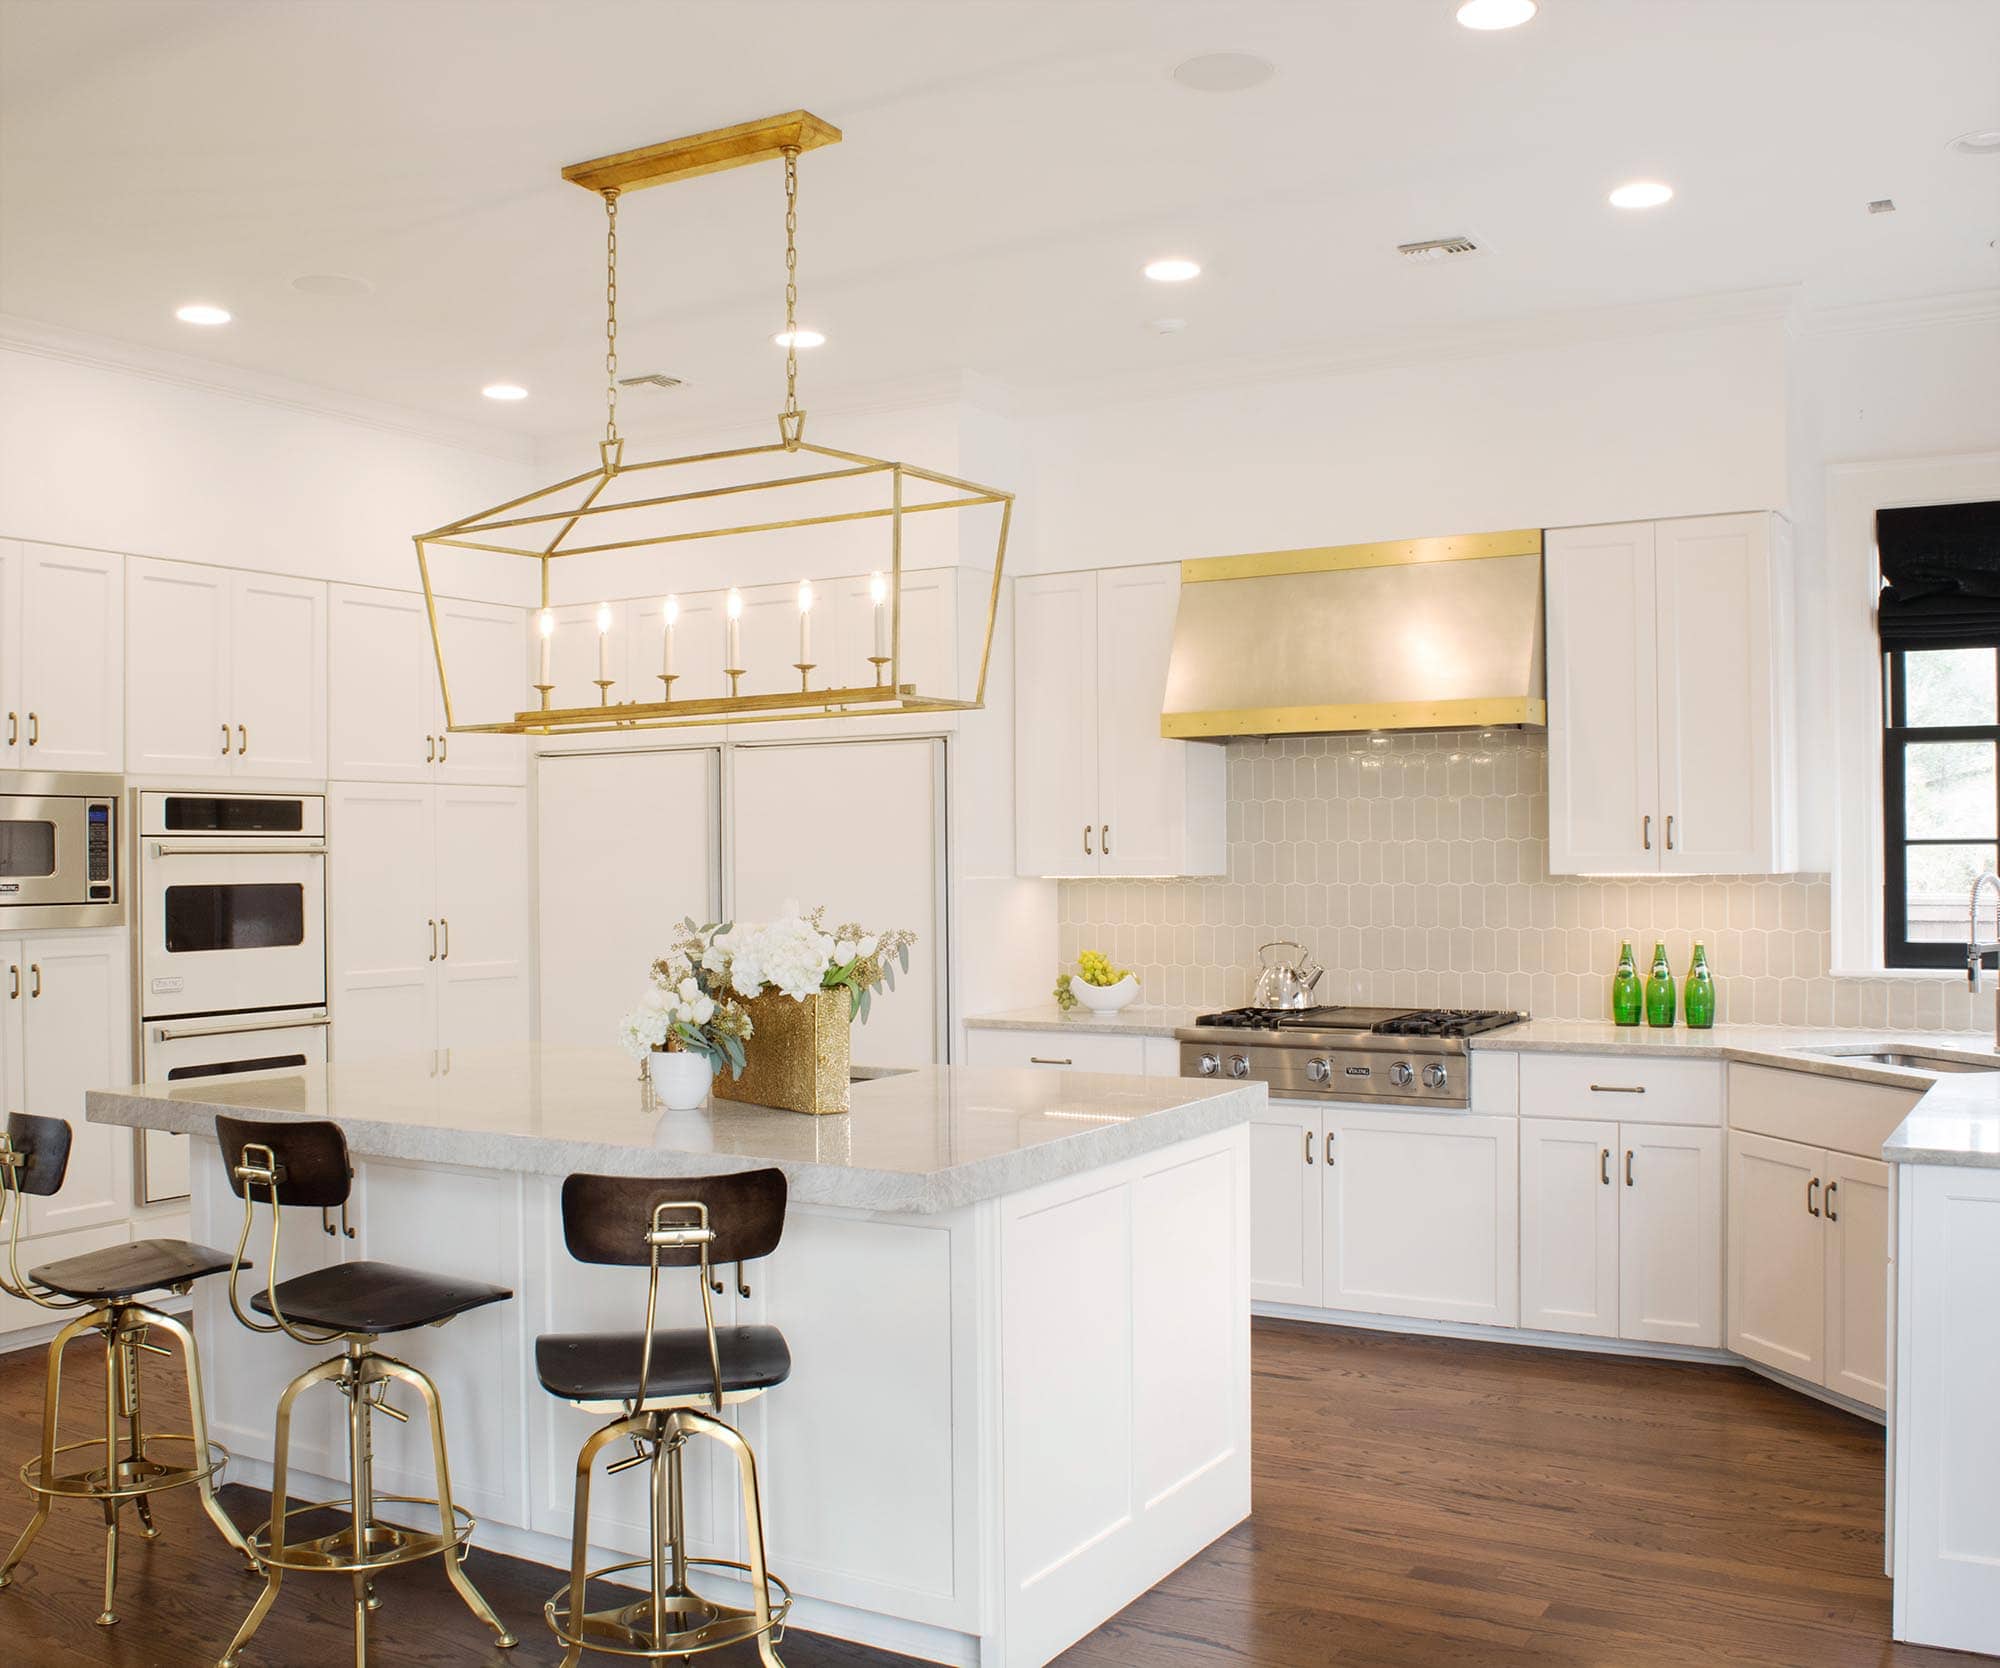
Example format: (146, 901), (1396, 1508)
(87, 1048), (1259, 1668)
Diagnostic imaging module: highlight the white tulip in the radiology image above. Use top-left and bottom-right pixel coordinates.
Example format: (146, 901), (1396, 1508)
(835, 940), (856, 963)
(678, 977), (700, 1003)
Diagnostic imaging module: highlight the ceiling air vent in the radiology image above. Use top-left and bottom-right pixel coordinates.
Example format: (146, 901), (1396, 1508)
(1396, 235), (1485, 264)
(618, 372), (686, 390)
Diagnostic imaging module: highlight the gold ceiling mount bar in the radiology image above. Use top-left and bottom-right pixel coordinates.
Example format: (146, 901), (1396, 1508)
(417, 110), (1011, 738)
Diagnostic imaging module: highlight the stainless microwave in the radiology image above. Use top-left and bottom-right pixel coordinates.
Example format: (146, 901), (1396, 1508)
(0, 771), (124, 929)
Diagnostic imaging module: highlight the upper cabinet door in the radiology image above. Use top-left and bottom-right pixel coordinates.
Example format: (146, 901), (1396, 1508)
(432, 596), (527, 786)
(1546, 523), (1659, 874)
(1654, 513), (1787, 875)
(19, 545), (123, 773)
(329, 584), (434, 783)
(1618, 1122), (1722, 1348)
(127, 557), (234, 777)
(231, 572), (327, 779)
(0, 543), (23, 769)
(1014, 570), (1100, 877)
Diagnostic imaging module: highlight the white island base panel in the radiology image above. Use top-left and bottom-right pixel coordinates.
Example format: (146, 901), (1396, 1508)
(184, 1121), (1250, 1668)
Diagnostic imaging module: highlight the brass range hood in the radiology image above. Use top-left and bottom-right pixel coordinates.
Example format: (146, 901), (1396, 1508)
(1160, 529), (1546, 740)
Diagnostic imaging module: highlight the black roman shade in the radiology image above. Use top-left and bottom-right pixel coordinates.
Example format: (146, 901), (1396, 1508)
(1877, 500), (2000, 649)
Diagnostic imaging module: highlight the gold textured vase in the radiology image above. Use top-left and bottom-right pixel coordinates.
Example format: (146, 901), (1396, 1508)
(711, 989), (852, 1115)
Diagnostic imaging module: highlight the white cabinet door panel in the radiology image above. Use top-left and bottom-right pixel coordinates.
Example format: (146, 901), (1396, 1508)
(1014, 571), (1098, 877)
(328, 784), (437, 1063)
(127, 558), (234, 776)
(1547, 523), (1658, 874)
(434, 786), (529, 1051)
(1519, 1116), (1618, 1338)
(22, 934), (128, 1237)
(0, 544), (20, 768)
(536, 750), (718, 1049)
(1324, 1108), (1517, 1327)
(1655, 514), (1773, 875)
(1620, 1122), (1722, 1348)
(1825, 1150), (1891, 1412)
(1727, 1129), (1825, 1381)
(1248, 1100), (1322, 1307)
(21, 544), (123, 772)
(231, 573), (326, 779)
(433, 597), (528, 785)
(329, 585), (433, 783)
(1096, 563), (1185, 877)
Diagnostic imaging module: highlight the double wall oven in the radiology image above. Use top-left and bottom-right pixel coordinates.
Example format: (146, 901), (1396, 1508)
(133, 790), (329, 1203)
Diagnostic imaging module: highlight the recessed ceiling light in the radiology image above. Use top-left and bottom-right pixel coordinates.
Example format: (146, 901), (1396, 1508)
(772, 327), (825, 348)
(1947, 129), (2000, 156)
(481, 383), (529, 401)
(1171, 51), (1275, 92)
(1608, 180), (1674, 209)
(174, 303), (231, 325)
(1143, 257), (1202, 282)
(1455, 0), (1538, 29)
(291, 273), (374, 297)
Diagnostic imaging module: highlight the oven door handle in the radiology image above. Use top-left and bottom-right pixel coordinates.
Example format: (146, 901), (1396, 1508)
(152, 1010), (331, 1044)
(147, 841), (328, 859)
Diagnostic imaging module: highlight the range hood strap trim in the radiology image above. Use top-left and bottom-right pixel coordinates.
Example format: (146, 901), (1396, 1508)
(1180, 528), (1543, 585)
(1161, 696), (1547, 740)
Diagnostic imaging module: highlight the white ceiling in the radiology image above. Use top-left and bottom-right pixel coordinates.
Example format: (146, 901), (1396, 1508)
(2, 0), (1996, 444)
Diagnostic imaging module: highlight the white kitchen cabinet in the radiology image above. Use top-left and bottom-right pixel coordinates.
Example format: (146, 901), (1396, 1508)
(328, 783), (528, 1062)
(12, 544), (124, 772)
(962, 1028), (1148, 1074)
(1322, 1108), (1517, 1328)
(1727, 1129), (1830, 1386)
(1547, 512), (1795, 876)
(329, 584), (526, 785)
(1015, 565), (1225, 878)
(127, 557), (327, 780)
(1823, 1149), (1891, 1408)
(1519, 1115), (1619, 1337)
(0, 933), (130, 1238)
(1249, 1099), (1324, 1307)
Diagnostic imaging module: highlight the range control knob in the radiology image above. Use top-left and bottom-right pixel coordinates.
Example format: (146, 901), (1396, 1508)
(1197, 1053), (1221, 1077)
(1228, 1054), (1253, 1080)
(1389, 1061), (1416, 1088)
(1305, 1057), (1332, 1085)
(1423, 1061), (1450, 1091)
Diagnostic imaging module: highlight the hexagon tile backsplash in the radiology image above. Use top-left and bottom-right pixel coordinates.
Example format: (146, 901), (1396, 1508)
(1057, 731), (1997, 1032)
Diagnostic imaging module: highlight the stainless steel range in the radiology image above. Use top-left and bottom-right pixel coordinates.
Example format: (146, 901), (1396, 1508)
(1176, 1006), (1527, 1109)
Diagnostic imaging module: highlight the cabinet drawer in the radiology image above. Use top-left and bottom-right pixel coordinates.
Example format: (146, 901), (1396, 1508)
(1520, 1052), (1722, 1126)
(1727, 1062), (1923, 1159)
(963, 1028), (1149, 1075)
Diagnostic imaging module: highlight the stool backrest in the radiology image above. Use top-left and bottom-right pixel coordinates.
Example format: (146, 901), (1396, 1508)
(215, 1115), (352, 1207)
(1, 1112), (71, 1199)
(560, 1169), (787, 1268)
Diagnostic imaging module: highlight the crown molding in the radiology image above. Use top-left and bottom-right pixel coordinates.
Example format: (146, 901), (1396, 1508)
(1797, 288), (2000, 338)
(0, 313), (538, 464)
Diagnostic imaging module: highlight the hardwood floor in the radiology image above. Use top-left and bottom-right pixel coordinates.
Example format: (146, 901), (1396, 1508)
(0, 1318), (1960, 1667)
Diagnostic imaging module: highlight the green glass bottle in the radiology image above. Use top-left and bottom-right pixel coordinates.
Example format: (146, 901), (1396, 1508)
(1684, 943), (1715, 1029)
(1644, 941), (1677, 1028)
(1611, 941), (1642, 1026)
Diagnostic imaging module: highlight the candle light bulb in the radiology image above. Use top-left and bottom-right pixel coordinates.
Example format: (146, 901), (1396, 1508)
(726, 588), (743, 621)
(663, 595), (679, 627)
(869, 571), (888, 606)
(595, 602), (613, 634)
(797, 579), (814, 615)
(537, 609), (556, 640)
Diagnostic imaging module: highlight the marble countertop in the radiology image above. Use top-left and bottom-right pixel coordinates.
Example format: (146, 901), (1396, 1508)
(85, 1047), (1263, 1214)
(965, 1004), (1198, 1039)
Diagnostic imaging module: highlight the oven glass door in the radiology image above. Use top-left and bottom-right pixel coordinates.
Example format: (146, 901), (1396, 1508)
(137, 1013), (328, 1204)
(141, 847), (327, 1017)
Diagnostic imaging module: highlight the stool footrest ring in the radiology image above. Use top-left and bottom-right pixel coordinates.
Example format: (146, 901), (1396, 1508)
(20, 1435), (228, 1502)
(544, 1555), (792, 1660)
(247, 1493), (475, 1575)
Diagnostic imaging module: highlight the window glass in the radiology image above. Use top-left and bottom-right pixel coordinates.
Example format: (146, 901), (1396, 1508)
(1904, 648), (1998, 727)
(1905, 843), (1999, 944)
(1904, 740), (1997, 839)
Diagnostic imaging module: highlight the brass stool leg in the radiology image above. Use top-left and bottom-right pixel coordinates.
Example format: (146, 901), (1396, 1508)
(146, 1308), (257, 1570)
(377, 1353), (516, 1649)
(680, 1409), (786, 1668)
(555, 1416), (630, 1668)
(96, 1329), (122, 1626)
(0, 1309), (92, 1591)
(347, 1355), (371, 1668)
(120, 1324), (159, 1542)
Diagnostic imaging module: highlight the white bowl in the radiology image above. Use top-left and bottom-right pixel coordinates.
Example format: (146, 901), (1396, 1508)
(1072, 973), (1140, 1013)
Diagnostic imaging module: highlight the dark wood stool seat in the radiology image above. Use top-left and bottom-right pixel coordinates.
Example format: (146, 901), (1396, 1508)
(251, 1260), (512, 1337)
(30, 1238), (238, 1302)
(537, 1324), (792, 1405)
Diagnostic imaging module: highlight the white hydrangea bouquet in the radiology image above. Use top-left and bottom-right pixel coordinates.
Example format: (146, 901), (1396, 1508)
(619, 927), (756, 1079)
(697, 902), (916, 1023)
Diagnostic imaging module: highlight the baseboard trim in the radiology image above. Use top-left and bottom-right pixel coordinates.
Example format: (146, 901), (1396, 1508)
(1252, 1302), (1886, 1424)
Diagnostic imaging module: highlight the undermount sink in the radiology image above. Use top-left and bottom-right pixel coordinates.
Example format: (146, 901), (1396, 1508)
(1808, 1048), (2000, 1074)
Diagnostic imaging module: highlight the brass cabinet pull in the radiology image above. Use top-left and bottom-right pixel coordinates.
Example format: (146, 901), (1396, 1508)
(1806, 1177), (1821, 1218)
(1642, 814), (1652, 851)
(1600, 1147), (1611, 1186)
(25, 712), (36, 747)
(1824, 1179), (1839, 1223)
(439, 917), (449, 959)
(1083, 824), (1093, 857)
(1101, 823), (1110, 856)
(425, 735), (435, 763)
(428, 919), (438, 962)
(28, 964), (40, 999)
(1028, 1055), (1071, 1066)
(437, 733), (447, 763)
(1625, 1149), (1635, 1187)
(6, 965), (15, 1001)
(1325, 1131), (1335, 1165)
(221, 722), (231, 756)
(1589, 1083), (1646, 1094)
(1304, 1127), (1314, 1165)
(237, 723), (247, 756)
(1665, 813), (1676, 851)
(4, 713), (13, 747)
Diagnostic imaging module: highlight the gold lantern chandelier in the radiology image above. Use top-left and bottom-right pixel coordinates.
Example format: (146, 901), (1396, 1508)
(414, 111), (1013, 736)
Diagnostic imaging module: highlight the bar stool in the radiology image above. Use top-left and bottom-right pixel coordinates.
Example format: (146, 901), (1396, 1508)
(211, 1114), (518, 1667)
(536, 1168), (793, 1668)
(0, 1112), (256, 1627)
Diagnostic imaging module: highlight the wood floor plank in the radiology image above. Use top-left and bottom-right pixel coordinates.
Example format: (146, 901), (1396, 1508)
(0, 1317), (1966, 1666)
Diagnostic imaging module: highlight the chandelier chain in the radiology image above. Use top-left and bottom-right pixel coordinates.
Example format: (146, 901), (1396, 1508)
(603, 187), (621, 445)
(779, 146), (803, 448)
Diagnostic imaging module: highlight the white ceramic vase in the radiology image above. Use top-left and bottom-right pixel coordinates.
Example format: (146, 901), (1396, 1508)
(649, 1048), (714, 1110)
(1071, 973), (1140, 1013)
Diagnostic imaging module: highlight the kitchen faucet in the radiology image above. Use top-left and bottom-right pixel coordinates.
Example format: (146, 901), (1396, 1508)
(1968, 871), (2000, 991)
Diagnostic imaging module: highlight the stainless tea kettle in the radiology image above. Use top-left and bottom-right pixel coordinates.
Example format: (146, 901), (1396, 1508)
(1252, 940), (1323, 1010)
